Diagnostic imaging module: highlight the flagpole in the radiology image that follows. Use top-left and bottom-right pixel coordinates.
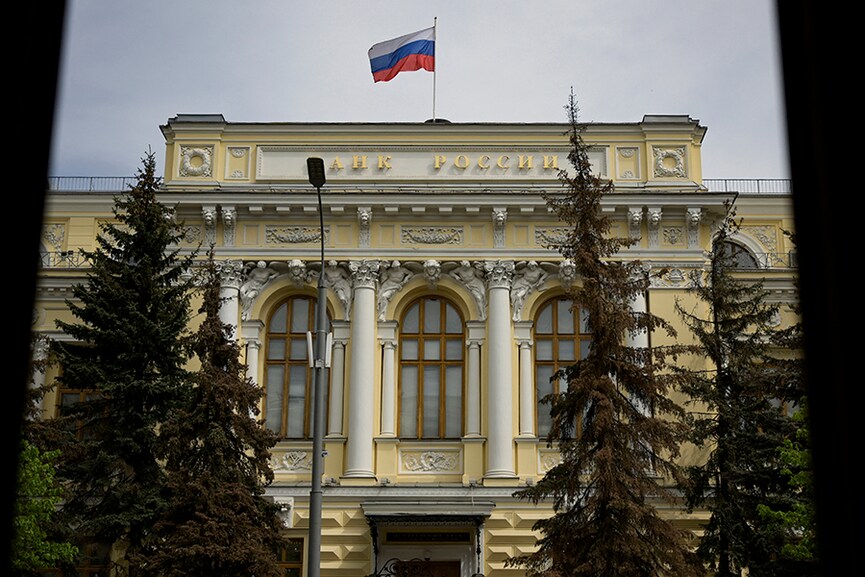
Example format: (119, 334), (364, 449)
(432, 17), (437, 121)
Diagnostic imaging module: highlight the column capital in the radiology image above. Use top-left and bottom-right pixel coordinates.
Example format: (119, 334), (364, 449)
(484, 260), (515, 289)
(349, 259), (381, 289)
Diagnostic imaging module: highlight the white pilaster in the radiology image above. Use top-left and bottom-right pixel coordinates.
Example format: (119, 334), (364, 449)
(240, 320), (265, 386)
(344, 260), (380, 478)
(484, 260), (516, 478)
(328, 320), (350, 437)
(378, 321), (398, 437)
(514, 321), (534, 437)
(627, 291), (650, 416)
(465, 321), (485, 438)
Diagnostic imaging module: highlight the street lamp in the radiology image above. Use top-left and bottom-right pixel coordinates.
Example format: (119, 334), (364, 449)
(306, 157), (328, 577)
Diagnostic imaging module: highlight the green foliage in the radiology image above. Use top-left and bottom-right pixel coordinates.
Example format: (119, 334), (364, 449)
(133, 253), (284, 577)
(11, 440), (78, 574)
(50, 151), (196, 568)
(673, 210), (806, 577)
(508, 91), (702, 577)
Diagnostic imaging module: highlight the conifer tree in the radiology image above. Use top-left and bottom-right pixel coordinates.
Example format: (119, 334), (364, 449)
(51, 151), (194, 570)
(134, 254), (285, 577)
(509, 93), (702, 577)
(673, 210), (800, 577)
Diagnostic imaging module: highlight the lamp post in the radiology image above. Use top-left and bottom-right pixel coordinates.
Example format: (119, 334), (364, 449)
(306, 157), (328, 577)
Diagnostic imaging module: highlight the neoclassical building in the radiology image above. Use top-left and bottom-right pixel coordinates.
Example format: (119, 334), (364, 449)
(34, 115), (797, 576)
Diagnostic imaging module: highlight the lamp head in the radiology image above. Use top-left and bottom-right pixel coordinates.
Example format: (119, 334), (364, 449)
(307, 157), (326, 188)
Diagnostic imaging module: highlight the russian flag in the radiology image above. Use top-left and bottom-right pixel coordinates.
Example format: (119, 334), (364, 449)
(368, 27), (435, 83)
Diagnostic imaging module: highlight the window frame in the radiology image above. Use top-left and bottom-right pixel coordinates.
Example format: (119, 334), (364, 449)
(397, 296), (466, 440)
(263, 295), (331, 439)
(534, 297), (592, 438)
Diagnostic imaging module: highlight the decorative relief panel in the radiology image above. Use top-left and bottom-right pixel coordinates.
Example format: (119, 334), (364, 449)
(226, 146), (250, 180)
(42, 223), (66, 251)
(272, 450), (312, 472)
(179, 145), (214, 178)
(538, 449), (562, 473)
(400, 226), (463, 245)
(399, 448), (462, 473)
(652, 146), (686, 178)
(265, 225), (330, 244)
(180, 225), (203, 245)
(616, 146), (640, 180)
(741, 225), (778, 253)
(534, 227), (570, 247)
(663, 227), (684, 246)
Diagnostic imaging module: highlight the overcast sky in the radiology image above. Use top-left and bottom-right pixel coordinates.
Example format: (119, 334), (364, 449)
(48, 0), (789, 180)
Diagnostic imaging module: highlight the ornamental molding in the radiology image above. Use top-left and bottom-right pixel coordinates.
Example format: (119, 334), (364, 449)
(538, 449), (562, 473)
(42, 223), (65, 251)
(687, 208), (702, 248)
(179, 145), (214, 177)
(558, 259), (577, 288)
(265, 225), (329, 244)
(230, 147), (246, 158)
(484, 259), (515, 289)
(401, 226), (463, 245)
(400, 449), (461, 473)
(445, 261), (487, 320)
(349, 259), (381, 289)
(511, 261), (549, 322)
(628, 207), (643, 240)
(221, 206), (236, 246)
(422, 259), (441, 287)
(358, 207), (372, 247)
(215, 259), (244, 288)
(239, 261), (280, 320)
(286, 259), (315, 287)
(534, 227), (569, 247)
(652, 146), (686, 178)
(272, 450), (312, 472)
(650, 265), (703, 289)
(377, 261), (415, 321)
(647, 208), (662, 248)
(492, 208), (507, 248)
(202, 206), (217, 246)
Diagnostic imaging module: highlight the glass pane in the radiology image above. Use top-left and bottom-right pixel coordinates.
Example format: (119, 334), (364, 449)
(290, 299), (309, 333)
(271, 303), (287, 333)
(423, 300), (440, 333)
(445, 338), (463, 360)
(286, 366), (307, 437)
(557, 301), (574, 334)
(267, 338), (286, 360)
(580, 338), (592, 359)
(423, 366), (440, 438)
(579, 308), (591, 333)
(283, 540), (303, 562)
(289, 337), (308, 361)
(401, 339), (418, 360)
(536, 305), (552, 333)
(265, 368), (284, 432)
(558, 339), (576, 362)
(445, 303), (462, 333)
(424, 339), (440, 360)
(445, 366), (462, 437)
(61, 393), (79, 407)
(403, 303), (419, 333)
(400, 367), (418, 437)
(536, 365), (554, 399)
(536, 339), (553, 361)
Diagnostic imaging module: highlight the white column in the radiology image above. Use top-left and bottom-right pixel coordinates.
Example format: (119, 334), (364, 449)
(216, 260), (243, 340)
(484, 260), (516, 478)
(30, 337), (50, 391)
(514, 321), (534, 437)
(465, 321), (485, 438)
(327, 321), (350, 437)
(378, 321), (398, 437)
(241, 320), (265, 386)
(344, 260), (380, 478)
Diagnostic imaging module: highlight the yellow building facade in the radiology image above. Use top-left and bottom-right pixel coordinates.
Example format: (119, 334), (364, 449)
(34, 115), (797, 576)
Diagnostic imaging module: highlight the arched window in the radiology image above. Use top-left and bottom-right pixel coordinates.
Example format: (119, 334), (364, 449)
(534, 297), (591, 437)
(264, 296), (330, 439)
(719, 239), (761, 269)
(399, 296), (464, 439)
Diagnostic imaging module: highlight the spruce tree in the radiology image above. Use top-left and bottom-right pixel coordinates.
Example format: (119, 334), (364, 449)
(509, 93), (702, 577)
(673, 210), (800, 577)
(134, 254), (285, 577)
(52, 151), (194, 570)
